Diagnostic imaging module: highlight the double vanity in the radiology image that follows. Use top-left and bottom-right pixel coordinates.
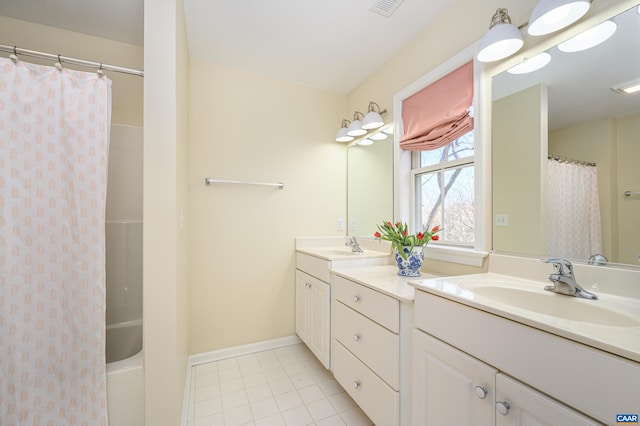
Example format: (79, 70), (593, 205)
(295, 238), (640, 426)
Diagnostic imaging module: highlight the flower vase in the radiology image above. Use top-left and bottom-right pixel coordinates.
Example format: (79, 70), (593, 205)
(394, 246), (424, 277)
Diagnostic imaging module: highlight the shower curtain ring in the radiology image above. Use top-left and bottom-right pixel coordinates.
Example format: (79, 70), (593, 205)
(9, 46), (18, 63)
(55, 55), (63, 71)
(97, 63), (105, 77)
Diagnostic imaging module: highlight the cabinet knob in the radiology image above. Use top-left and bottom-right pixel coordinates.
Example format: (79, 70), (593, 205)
(473, 386), (488, 399)
(353, 381), (361, 390)
(353, 295), (361, 303)
(305, 282), (311, 288)
(354, 334), (361, 342)
(496, 401), (510, 416)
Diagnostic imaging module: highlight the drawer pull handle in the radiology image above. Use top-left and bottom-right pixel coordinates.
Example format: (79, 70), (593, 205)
(496, 401), (510, 416)
(473, 386), (487, 399)
(354, 334), (361, 342)
(353, 381), (361, 390)
(305, 282), (312, 288)
(353, 295), (361, 303)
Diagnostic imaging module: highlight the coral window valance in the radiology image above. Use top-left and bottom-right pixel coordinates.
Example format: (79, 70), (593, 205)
(399, 61), (474, 151)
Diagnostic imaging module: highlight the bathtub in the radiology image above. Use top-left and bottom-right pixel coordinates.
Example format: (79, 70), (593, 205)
(106, 320), (144, 426)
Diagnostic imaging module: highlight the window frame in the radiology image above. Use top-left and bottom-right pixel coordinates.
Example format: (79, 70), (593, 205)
(393, 43), (489, 267)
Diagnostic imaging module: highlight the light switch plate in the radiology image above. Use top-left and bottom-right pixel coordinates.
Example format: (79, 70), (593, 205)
(495, 214), (509, 227)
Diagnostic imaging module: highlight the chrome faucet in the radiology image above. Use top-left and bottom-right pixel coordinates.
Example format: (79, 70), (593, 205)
(542, 258), (598, 300)
(345, 236), (363, 253)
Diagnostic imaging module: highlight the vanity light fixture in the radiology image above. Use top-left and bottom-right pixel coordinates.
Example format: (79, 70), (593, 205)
(477, 8), (524, 63)
(507, 52), (552, 74)
(347, 111), (367, 137)
(527, 0), (592, 36)
(612, 78), (640, 95)
(335, 119), (355, 142)
(362, 102), (387, 130)
(557, 20), (617, 52)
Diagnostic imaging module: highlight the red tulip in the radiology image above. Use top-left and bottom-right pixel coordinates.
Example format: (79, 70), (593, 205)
(374, 231), (381, 238)
(431, 226), (440, 233)
(417, 232), (424, 240)
(432, 235), (440, 241)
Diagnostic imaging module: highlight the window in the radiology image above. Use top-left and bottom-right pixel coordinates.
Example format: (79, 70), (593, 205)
(413, 130), (474, 246)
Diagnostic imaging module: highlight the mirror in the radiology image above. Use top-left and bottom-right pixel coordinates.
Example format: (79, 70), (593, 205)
(492, 4), (640, 267)
(347, 126), (393, 237)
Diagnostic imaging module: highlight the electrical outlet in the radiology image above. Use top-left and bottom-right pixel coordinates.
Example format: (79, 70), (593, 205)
(495, 214), (509, 227)
(337, 218), (344, 231)
(349, 219), (357, 231)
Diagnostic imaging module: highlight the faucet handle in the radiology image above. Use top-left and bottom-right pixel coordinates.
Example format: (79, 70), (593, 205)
(542, 258), (574, 278)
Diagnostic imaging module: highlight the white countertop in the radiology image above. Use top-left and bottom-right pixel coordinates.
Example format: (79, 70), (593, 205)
(296, 246), (390, 261)
(409, 272), (640, 363)
(331, 265), (439, 303)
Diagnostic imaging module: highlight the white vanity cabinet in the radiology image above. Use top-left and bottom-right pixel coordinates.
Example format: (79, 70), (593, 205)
(330, 269), (418, 426)
(412, 288), (630, 425)
(412, 330), (600, 426)
(295, 247), (390, 369)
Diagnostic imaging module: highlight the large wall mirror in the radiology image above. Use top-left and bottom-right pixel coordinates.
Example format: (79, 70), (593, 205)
(492, 3), (640, 267)
(347, 125), (393, 237)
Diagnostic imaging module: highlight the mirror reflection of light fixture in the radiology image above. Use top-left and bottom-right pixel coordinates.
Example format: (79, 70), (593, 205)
(557, 20), (617, 52)
(347, 112), (367, 137)
(507, 52), (552, 74)
(527, 0), (591, 36)
(357, 138), (374, 146)
(362, 102), (387, 130)
(369, 132), (388, 141)
(612, 78), (640, 94)
(477, 8), (524, 63)
(335, 119), (354, 142)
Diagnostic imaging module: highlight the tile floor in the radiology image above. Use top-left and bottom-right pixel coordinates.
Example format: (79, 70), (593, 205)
(186, 343), (374, 426)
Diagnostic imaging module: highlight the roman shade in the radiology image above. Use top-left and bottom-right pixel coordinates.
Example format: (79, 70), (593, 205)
(400, 61), (473, 151)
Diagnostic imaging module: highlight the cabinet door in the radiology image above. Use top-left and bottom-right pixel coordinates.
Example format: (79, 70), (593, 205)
(413, 330), (495, 426)
(308, 278), (330, 368)
(495, 374), (602, 426)
(295, 270), (311, 343)
(295, 270), (330, 368)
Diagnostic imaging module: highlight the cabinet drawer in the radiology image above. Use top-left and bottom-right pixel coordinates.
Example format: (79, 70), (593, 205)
(333, 274), (399, 333)
(333, 341), (399, 426)
(334, 301), (399, 390)
(296, 253), (330, 282)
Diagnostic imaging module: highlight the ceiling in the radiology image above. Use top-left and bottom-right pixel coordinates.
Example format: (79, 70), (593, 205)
(0, 0), (455, 94)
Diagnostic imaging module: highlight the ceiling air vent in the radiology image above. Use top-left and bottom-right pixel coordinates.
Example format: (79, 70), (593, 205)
(369, 0), (405, 17)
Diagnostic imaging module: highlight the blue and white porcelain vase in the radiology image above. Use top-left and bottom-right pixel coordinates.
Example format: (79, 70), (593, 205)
(394, 246), (424, 277)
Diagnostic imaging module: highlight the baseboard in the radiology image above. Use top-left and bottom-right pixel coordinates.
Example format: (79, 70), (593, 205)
(188, 335), (303, 367)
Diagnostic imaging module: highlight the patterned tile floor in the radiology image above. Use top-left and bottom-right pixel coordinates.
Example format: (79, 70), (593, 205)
(185, 343), (374, 426)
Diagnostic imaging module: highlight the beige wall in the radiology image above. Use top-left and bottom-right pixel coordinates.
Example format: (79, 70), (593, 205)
(187, 60), (347, 354)
(0, 15), (143, 126)
(143, 0), (190, 424)
(493, 85), (548, 256)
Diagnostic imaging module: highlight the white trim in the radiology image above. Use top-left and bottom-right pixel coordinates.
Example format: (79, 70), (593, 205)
(187, 335), (302, 367)
(424, 245), (488, 267)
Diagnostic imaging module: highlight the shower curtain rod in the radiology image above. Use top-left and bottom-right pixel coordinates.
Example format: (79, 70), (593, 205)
(548, 155), (595, 167)
(0, 44), (144, 77)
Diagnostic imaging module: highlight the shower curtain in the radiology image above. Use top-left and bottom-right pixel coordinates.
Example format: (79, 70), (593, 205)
(0, 57), (111, 425)
(547, 159), (602, 260)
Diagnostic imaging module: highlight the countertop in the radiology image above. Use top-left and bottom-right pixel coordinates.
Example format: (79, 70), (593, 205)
(331, 265), (439, 303)
(296, 246), (390, 261)
(409, 272), (640, 363)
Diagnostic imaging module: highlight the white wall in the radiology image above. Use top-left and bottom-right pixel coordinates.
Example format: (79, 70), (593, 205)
(143, 0), (190, 424)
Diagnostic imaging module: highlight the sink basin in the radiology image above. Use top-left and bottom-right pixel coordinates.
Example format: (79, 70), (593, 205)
(460, 281), (639, 327)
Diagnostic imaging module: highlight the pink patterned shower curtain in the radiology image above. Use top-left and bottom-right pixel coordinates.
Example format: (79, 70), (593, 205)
(547, 159), (602, 260)
(0, 57), (111, 425)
